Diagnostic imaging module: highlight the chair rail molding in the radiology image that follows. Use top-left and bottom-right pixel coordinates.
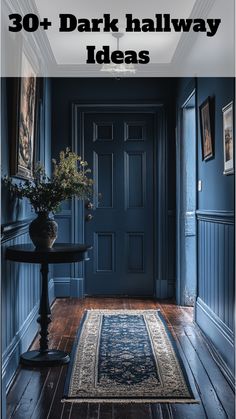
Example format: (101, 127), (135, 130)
(196, 209), (234, 224)
(1, 218), (33, 243)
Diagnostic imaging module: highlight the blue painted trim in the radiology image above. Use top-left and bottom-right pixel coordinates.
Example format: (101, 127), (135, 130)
(70, 278), (84, 298)
(176, 84), (197, 306)
(2, 304), (39, 391)
(53, 277), (84, 298)
(184, 212), (196, 237)
(54, 210), (72, 218)
(53, 278), (70, 297)
(155, 280), (175, 299)
(156, 107), (168, 297)
(73, 103), (172, 299)
(195, 298), (234, 376)
(48, 278), (55, 305)
(2, 279), (55, 392)
(1, 218), (32, 243)
(196, 210), (234, 224)
(195, 323), (235, 389)
(1, 371), (7, 419)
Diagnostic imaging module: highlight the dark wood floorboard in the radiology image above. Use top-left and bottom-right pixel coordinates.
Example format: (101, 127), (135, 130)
(7, 368), (35, 418)
(6, 298), (235, 419)
(184, 325), (235, 418)
(178, 333), (227, 418)
(70, 402), (89, 419)
(97, 403), (113, 419)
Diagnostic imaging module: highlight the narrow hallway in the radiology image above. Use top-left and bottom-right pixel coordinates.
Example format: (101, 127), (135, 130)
(7, 298), (234, 419)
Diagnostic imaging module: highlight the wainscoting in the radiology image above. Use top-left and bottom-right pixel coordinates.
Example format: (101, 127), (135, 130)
(1, 220), (55, 394)
(196, 210), (234, 383)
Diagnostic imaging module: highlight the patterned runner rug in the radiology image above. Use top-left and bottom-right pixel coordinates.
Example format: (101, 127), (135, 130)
(62, 309), (198, 403)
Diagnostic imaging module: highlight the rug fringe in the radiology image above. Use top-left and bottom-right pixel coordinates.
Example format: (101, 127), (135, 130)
(61, 398), (200, 404)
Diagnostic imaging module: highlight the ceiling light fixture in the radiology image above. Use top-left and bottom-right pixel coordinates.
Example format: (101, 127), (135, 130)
(100, 33), (136, 75)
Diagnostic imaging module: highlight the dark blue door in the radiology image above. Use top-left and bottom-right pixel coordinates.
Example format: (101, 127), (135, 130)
(84, 111), (154, 296)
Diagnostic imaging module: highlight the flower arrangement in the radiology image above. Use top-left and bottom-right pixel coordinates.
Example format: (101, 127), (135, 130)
(4, 148), (94, 214)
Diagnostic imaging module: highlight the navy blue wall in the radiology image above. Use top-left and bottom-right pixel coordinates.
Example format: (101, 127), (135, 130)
(177, 77), (235, 382)
(51, 77), (176, 153)
(51, 78), (176, 298)
(197, 77), (234, 381)
(1, 78), (53, 398)
(198, 78), (234, 210)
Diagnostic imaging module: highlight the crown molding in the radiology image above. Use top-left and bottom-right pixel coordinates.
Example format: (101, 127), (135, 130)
(2, 0), (56, 74)
(172, 0), (216, 64)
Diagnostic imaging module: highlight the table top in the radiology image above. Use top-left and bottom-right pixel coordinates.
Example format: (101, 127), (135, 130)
(5, 243), (92, 264)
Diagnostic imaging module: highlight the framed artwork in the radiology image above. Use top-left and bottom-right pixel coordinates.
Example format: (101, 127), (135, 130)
(222, 101), (234, 175)
(199, 97), (214, 161)
(11, 53), (39, 179)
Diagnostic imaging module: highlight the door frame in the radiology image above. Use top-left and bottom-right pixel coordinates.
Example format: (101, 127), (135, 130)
(71, 103), (169, 298)
(176, 87), (198, 306)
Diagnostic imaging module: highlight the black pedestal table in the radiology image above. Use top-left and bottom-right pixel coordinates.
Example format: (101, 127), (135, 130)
(5, 244), (92, 367)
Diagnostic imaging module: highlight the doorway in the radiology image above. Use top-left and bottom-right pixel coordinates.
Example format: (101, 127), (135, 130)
(83, 110), (155, 295)
(177, 91), (197, 306)
(73, 103), (170, 299)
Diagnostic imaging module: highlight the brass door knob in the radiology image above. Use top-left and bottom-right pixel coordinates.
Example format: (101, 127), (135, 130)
(85, 201), (94, 210)
(85, 214), (93, 222)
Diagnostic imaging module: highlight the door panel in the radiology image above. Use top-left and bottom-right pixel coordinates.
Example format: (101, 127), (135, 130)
(84, 112), (154, 296)
(94, 152), (113, 208)
(125, 151), (146, 208)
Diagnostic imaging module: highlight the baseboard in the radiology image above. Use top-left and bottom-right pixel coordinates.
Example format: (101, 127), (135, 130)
(2, 278), (55, 393)
(2, 304), (39, 392)
(48, 277), (55, 303)
(53, 277), (84, 298)
(197, 323), (235, 390)
(196, 298), (235, 384)
(155, 279), (175, 299)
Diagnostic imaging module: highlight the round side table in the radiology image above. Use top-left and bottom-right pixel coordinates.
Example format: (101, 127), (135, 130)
(5, 243), (92, 367)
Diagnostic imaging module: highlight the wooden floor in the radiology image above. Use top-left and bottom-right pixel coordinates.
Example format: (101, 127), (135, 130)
(7, 298), (235, 419)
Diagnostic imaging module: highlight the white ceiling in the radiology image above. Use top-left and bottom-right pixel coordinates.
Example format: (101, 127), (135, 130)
(34, 0), (196, 65)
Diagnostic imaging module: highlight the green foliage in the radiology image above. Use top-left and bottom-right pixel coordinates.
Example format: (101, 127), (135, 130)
(4, 148), (93, 214)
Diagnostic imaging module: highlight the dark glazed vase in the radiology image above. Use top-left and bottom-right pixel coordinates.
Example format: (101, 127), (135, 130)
(29, 212), (58, 249)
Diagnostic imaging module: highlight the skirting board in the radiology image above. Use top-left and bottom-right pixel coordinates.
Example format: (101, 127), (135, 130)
(196, 298), (234, 385)
(155, 279), (175, 299)
(2, 279), (55, 393)
(53, 277), (84, 298)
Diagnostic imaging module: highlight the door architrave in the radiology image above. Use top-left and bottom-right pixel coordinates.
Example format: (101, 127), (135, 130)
(71, 103), (168, 298)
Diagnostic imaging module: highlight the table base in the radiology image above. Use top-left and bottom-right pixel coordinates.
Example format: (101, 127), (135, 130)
(20, 350), (70, 367)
